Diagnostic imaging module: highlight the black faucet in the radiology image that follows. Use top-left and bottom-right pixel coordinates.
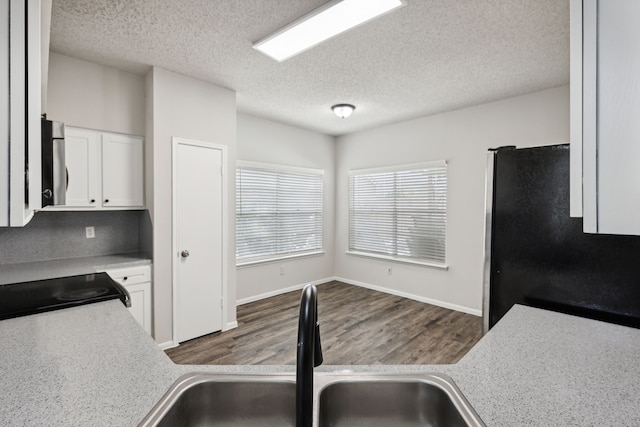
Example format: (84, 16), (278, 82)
(296, 284), (323, 427)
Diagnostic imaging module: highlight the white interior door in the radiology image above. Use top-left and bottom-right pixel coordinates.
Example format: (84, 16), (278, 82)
(174, 138), (225, 343)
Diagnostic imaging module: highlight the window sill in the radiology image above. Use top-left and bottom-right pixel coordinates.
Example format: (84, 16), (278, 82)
(237, 250), (325, 268)
(345, 250), (449, 271)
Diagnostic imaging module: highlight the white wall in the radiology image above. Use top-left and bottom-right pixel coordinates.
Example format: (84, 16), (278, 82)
(146, 67), (237, 346)
(335, 85), (570, 315)
(236, 114), (335, 302)
(47, 52), (145, 135)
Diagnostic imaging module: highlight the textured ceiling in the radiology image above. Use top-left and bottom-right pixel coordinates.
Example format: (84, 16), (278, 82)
(49, 0), (570, 136)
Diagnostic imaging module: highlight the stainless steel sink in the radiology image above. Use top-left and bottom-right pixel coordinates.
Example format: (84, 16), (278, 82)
(317, 373), (485, 427)
(138, 372), (485, 427)
(138, 373), (296, 426)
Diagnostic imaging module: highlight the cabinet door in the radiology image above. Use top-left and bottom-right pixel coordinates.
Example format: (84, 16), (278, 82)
(1, 0), (41, 226)
(101, 133), (144, 207)
(64, 127), (101, 207)
(569, 0), (583, 218)
(1, 1), (9, 225)
(125, 282), (152, 335)
(581, 0), (640, 235)
(102, 265), (152, 335)
(594, 0), (640, 235)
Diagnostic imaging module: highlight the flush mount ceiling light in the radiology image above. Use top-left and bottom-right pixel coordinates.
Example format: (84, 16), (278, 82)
(253, 0), (407, 62)
(332, 104), (355, 118)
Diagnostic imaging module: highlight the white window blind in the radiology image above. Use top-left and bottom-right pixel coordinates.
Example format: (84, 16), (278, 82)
(348, 161), (447, 266)
(236, 162), (323, 265)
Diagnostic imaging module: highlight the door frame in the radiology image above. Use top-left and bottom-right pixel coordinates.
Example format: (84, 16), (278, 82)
(171, 137), (228, 346)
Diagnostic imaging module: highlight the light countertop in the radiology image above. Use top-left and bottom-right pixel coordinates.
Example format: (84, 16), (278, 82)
(0, 253), (152, 285)
(0, 301), (639, 426)
(453, 305), (640, 426)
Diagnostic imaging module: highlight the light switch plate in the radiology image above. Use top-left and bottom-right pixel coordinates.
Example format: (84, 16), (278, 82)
(85, 226), (95, 239)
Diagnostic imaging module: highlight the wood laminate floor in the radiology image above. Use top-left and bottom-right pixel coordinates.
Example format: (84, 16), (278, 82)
(165, 281), (483, 365)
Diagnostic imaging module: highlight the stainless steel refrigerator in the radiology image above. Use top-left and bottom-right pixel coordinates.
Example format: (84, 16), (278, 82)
(483, 144), (640, 332)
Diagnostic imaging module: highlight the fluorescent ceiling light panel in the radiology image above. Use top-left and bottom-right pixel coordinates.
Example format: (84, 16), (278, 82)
(253, 0), (406, 62)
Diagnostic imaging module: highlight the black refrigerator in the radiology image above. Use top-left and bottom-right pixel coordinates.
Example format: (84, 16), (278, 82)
(484, 144), (640, 331)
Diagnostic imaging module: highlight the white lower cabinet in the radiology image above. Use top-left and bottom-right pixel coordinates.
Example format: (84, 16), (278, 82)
(100, 265), (152, 335)
(124, 281), (152, 334)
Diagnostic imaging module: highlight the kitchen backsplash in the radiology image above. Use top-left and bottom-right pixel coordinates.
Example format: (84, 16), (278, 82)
(0, 210), (152, 264)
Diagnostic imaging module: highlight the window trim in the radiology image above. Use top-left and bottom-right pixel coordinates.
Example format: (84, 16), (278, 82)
(347, 160), (446, 177)
(348, 160), (448, 269)
(237, 250), (325, 268)
(236, 160), (324, 267)
(238, 160), (324, 176)
(345, 250), (449, 270)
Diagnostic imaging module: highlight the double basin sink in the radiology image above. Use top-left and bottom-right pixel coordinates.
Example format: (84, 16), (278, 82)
(138, 372), (485, 426)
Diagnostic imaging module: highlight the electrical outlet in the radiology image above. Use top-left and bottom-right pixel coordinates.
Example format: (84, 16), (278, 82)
(387, 267), (392, 275)
(280, 266), (285, 275)
(85, 226), (95, 239)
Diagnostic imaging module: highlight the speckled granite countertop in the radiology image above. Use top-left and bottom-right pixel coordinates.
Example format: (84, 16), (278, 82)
(0, 253), (152, 285)
(1, 302), (639, 426)
(456, 305), (640, 426)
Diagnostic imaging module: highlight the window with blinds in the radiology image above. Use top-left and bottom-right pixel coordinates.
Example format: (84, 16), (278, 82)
(348, 161), (447, 267)
(236, 161), (324, 265)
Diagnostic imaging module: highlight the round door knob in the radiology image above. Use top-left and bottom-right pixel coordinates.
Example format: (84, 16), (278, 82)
(181, 250), (190, 258)
(104, 199), (109, 203)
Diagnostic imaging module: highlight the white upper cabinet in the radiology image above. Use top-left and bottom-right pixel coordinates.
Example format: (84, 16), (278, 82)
(46, 126), (144, 210)
(571, 0), (640, 235)
(101, 132), (144, 208)
(1, 0), (42, 227)
(64, 127), (101, 207)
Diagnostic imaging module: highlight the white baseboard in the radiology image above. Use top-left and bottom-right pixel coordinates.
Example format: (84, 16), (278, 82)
(158, 340), (179, 350)
(223, 320), (238, 331)
(334, 276), (482, 317)
(236, 277), (333, 306)
(234, 276), (481, 317)
(162, 277), (478, 349)
(158, 321), (238, 350)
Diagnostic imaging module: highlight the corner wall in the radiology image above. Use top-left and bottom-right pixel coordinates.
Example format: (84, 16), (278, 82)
(334, 85), (570, 314)
(146, 67), (237, 345)
(47, 52), (145, 135)
(236, 114), (336, 302)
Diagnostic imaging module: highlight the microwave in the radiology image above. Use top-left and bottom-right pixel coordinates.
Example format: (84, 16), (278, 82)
(41, 116), (66, 208)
